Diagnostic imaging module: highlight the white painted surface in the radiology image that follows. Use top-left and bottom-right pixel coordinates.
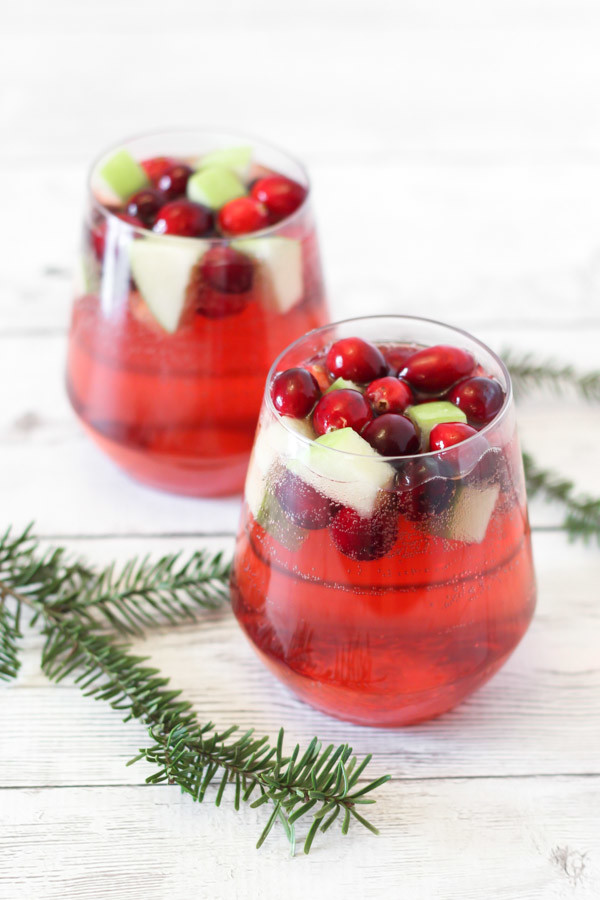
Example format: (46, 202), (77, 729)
(1, 1), (599, 897)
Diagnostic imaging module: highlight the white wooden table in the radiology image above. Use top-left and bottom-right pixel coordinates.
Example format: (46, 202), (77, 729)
(2, 2), (600, 897)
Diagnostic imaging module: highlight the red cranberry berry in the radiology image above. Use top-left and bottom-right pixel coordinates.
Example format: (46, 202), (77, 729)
(187, 262), (249, 318)
(218, 197), (270, 236)
(117, 213), (144, 228)
(397, 457), (456, 521)
(326, 337), (388, 383)
(312, 389), (373, 436)
(153, 200), (214, 237)
(200, 245), (254, 294)
(379, 344), (420, 375)
(448, 376), (504, 425)
(362, 414), (420, 459)
(429, 421), (478, 452)
(366, 377), (413, 415)
(141, 156), (176, 184)
(330, 497), (398, 561)
(157, 163), (194, 199)
(251, 176), (306, 221)
(275, 470), (333, 530)
(126, 188), (165, 227)
(401, 345), (475, 393)
(271, 368), (320, 419)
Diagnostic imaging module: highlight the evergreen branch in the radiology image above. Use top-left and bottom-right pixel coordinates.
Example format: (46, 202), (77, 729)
(0, 595), (22, 681)
(523, 453), (600, 545)
(49, 550), (231, 636)
(0, 526), (230, 635)
(0, 527), (390, 854)
(505, 350), (600, 403)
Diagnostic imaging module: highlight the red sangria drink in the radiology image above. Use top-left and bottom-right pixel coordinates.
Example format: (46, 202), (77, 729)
(231, 316), (536, 726)
(67, 131), (328, 496)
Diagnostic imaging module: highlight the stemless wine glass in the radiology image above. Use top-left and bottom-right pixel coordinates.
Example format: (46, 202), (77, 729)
(231, 315), (537, 726)
(66, 130), (328, 496)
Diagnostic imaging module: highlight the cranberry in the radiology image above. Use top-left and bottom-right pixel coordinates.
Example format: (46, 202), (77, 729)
(117, 213), (144, 229)
(330, 497), (398, 561)
(448, 377), (504, 425)
(186, 261), (249, 318)
(271, 368), (320, 418)
(401, 345), (475, 393)
(397, 457), (456, 521)
(200, 245), (254, 294)
(126, 188), (165, 227)
(275, 470), (333, 530)
(304, 363), (332, 393)
(429, 421), (478, 452)
(362, 414), (420, 459)
(326, 337), (388, 383)
(157, 163), (194, 199)
(366, 377), (413, 415)
(153, 200), (214, 237)
(379, 344), (420, 375)
(141, 156), (176, 184)
(312, 390), (373, 436)
(218, 197), (270, 236)
(250, 176), (306, 221)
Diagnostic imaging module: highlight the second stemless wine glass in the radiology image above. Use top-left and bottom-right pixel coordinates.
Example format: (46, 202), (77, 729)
(66, 130), (328, 496)
(231, 315), (537, 727)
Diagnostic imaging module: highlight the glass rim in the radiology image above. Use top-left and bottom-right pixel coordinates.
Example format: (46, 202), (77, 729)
(86, 126), (312, 243)
(265, 314), (514, 463)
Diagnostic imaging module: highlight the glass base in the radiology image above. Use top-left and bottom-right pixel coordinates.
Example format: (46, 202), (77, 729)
(80, 420), (248, 497)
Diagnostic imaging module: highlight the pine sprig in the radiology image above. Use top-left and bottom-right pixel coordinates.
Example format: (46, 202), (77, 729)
(523, 453), (600, 545)
(505, 350), (600, 403)
(50, 550), (231, 636)
(0, 526), (390, 854)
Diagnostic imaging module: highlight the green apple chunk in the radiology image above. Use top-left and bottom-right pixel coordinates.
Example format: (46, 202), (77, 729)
(231, 237), (303, 314)
(435, 482), (500, 544)
(325, 377), (362, 393)
(406, 401), (467, 448)
(200, 146), (253, 178)
(129, 238), (208, 333)
(187, 166), (247, 209)
(254, 485), (308, 551)
(287, 427), (395, 518)
(98, 149), (148, 200)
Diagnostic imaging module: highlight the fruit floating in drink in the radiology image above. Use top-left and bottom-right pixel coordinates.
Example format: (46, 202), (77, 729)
(231, 316), (536, 726)
(66, 132), (328, 496)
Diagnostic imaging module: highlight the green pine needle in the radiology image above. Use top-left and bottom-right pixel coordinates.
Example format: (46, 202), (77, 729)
(0, 526), (390, 854)
(523, 453), (600, 546)
(505, 350), (600, 403)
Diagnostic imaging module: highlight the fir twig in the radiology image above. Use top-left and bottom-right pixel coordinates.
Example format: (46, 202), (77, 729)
(0, 526), (390, 854)
(523, 453), (600, 545)
(505, 350), (600, 403)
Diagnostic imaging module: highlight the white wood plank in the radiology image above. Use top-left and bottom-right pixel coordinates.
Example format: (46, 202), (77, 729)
(1, 533), (598, 789)
(4, 13), (600, 165)
(1, 778), (599, 899)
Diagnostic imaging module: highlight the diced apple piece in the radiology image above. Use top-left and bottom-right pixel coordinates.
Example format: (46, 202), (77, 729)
(187, 166), (247, 209)
(406, 401), (467, 449)
(287, 427), (395, 518)
(200, 146), (253, 179)
(231, 237), (303, 314)
(325, 377), (362, 394)
(128, 238), (208, 333)
(98, 149), (148, 200)
(435, 482), (500, 544)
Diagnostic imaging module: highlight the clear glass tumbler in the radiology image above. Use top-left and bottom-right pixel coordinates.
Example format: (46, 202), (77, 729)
(231, 315), (537, 726)
(66, 130), (328, 496)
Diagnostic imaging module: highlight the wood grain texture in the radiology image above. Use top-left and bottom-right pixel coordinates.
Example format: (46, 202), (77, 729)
(1, 779), (599, 900)
(1, 0), (600, 895)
